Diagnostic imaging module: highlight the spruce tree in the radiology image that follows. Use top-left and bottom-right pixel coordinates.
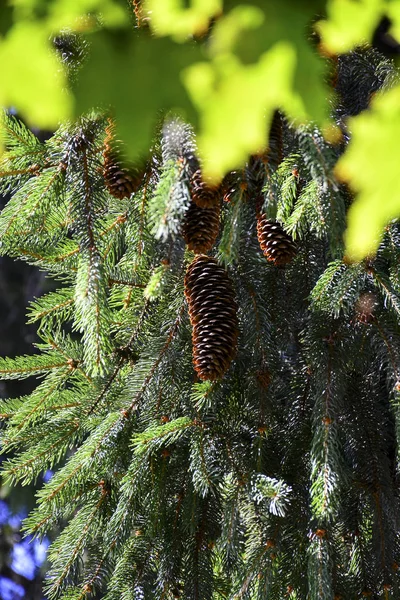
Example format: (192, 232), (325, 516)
(1, 43), (400, 600)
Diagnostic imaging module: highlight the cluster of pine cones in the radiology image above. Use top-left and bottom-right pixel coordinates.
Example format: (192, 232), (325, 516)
(104, 118), (297, 381)
(181, 151), (296, 381)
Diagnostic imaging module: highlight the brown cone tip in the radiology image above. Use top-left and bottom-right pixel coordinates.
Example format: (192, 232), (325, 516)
(190, 169), (220, 209)
(182, 201), (220, 254)
(256, 216), (296, 267)
(184, 255), (239, 381)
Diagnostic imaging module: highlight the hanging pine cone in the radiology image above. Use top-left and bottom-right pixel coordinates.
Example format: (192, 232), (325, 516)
(257, 216), (296, 267)
(355, 292), (377, 324)
(103, 159), (143, 199)
(220, 171), (242, 203)
(190, 169), (220, 208)
(182, 201), (220, 254)
(184, 256), (239, 381)
(103, 120), (145, 199)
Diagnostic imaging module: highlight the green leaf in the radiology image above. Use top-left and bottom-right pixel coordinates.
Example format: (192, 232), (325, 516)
(0, 3), (13, 36)
(183, 44), (302, 180)
(144, 0), (222, 40)
(74, 30), (200, 162)
(47, 0), (128, 29)
(387, 2), (400, 42)
(183, 1), (329, 180)
(317, 0), (384, 54)
(0, 22), (73, 128)
(336, 84), (400, 260)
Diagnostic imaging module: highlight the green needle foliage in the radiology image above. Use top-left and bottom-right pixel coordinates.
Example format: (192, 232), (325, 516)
(2, 46), (400, 600)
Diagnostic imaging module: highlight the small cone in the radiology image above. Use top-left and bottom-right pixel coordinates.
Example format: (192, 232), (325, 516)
(103, 120), (144, 199)
(355, 292), (377, 324)
(257, 217), (296, 267)
(182, 202), (220, 254)
(184, 256), (239, 381)
(220, 171), (242, 203)
(190, 169), (220, 209)
(103, 159), (143, 199)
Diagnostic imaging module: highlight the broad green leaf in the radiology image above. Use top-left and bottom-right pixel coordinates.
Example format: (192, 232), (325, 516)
(183, 45), (305, 180)
(337, 84), (400, 260)
(0, 3), (13, 36)
(10, 0), (127, 27)
(144, 0), (222, 40)
(0, 21), (73, 128)
(317, 0), (384, 54)
(74, 30), (200, 162)
(217, 2), (329, 122)
(183, 1), (329, 179)
(47, 0), (128, 30)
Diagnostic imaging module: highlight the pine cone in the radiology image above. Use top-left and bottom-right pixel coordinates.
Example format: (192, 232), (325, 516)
(182, 202), (220, 254)
(355, 292), (377, 324)
(190, 169), (220, 208)
(103, 120), (144, 199)
(257, 217), (296, 266)
(220, 171), (242, 203)
(103, 158), (143, 199)
(184, 256), (239, 381)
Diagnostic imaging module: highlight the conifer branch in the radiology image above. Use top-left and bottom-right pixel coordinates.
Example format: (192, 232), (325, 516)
(127, 303), (185, 414)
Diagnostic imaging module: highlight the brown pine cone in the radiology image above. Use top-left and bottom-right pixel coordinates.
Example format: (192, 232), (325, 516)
(182, 201), (220, 254)
(103, 158), (143, 199)
(257, 216), (296, 267)
(355, 292), (377, 324)
(220, 171), (242, 203)
(190, 169), (220, 208)
(103, 120), (144, 199)
(184, 255), (239, 381)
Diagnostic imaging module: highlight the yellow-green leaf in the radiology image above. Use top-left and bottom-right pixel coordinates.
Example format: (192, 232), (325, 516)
(47, 0), (128, 30)
(317, 0), (384, 54)
(183, 44), (306, 180)
(74, 31), (200, 161)
(209, 5), (265, 56)
(387, 2), (400, 43)
(0, 21), (72, 128)
(144, 0), (222, 40)
(337, 84), (400, 260)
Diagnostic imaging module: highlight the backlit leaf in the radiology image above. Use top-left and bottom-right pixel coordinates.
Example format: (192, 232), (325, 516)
(0, 21), (72, 128)
(144, 0), (222, 40)
(336, 84), (400, 260)
(183, 44), (304, 180)
(317, 0), (384, 54)
(74, 30), (200, 162)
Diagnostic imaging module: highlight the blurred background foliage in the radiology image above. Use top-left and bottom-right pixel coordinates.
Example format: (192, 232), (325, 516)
(1, 0), (400, 257)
